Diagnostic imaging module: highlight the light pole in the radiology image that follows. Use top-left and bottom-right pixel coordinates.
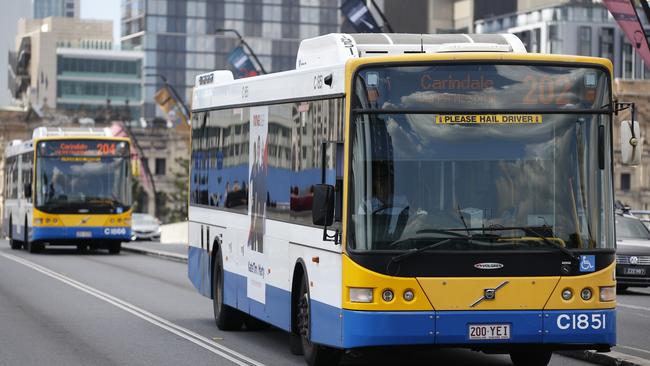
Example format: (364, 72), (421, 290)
(215, 28), (267, 74)
(146, 73), (191, 124)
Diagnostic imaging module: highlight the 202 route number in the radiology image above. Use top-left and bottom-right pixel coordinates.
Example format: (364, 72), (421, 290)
(556, 313), (606, 330)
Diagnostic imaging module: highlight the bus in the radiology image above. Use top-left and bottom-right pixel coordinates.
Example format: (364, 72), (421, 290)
(188, 33), (636, 366)
(3, 127), (132, 253)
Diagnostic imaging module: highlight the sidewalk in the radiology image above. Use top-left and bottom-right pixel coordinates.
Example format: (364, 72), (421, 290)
(122, 241), (188, 262)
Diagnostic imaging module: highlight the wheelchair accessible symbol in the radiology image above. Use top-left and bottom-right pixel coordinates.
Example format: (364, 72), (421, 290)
(579, 255), (596, 273)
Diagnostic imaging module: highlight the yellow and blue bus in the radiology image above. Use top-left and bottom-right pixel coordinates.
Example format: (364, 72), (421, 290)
(188, 33), (632, 366)
(3, 127), (132, 253)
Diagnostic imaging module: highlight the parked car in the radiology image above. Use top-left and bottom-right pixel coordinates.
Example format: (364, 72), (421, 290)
(615, 213), (650, 290)
(131, 213), (161, 241)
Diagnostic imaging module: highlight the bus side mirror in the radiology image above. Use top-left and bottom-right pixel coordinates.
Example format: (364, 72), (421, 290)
(312, 184), (334, 227)
(24, 183), (32, 198)
(621, 120), (642, 166)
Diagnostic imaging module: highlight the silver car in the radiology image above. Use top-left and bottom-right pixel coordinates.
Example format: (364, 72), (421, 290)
(131, 213), (161, 241)
(616, 213), (650, 290)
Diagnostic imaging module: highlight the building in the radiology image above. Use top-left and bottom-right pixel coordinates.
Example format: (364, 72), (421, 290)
(33, 0), (80, 19)
(0, 1), (32, 107)
(475, 1), (650, 79)
(8, 17), (144, 119)
(613, 80), (650, 209)
(120, 0), (341, 120)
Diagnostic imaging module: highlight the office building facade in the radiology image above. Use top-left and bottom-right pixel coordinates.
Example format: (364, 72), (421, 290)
(34, 0), (80, 19)
(9, 17), (143, 119)
(121, 0), (341, 120)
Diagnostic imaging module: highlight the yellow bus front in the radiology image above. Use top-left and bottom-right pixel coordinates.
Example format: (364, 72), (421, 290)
(31, 137), (133, 247)
(338, 53), (617, 357)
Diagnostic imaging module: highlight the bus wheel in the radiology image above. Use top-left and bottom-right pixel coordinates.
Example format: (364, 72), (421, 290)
(108, 241), (121, 254)
(213, 253), (243, 330)
(510, 350), (552, 366)
(26, 220), (42, 253)
(297, 277), (341, 366)
(8, 219), (21, 250)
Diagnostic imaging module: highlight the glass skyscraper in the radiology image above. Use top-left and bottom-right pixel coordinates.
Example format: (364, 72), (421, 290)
(34, 0), (79, 18)
(121, 0), (341, 120)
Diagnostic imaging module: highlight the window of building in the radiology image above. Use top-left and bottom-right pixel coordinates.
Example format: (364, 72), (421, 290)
(578, 26), (591, 56)
(621, 173), (631, 191)
(599, 28), (614, 62)
(622, 40), (634, 79)
(155, 158), (166, 175)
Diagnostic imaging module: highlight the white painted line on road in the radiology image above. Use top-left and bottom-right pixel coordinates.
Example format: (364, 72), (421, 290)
(617, 345), (650, 357)
(0, 252), (265, 366)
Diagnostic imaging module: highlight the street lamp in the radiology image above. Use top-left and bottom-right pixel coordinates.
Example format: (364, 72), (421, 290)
(215, 28), (267, 74)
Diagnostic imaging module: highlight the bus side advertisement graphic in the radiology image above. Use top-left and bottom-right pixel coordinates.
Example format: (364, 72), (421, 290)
(435, 114), (543, 124)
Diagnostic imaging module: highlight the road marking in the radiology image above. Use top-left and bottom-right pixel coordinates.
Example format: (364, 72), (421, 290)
(0, 252), (265, 366)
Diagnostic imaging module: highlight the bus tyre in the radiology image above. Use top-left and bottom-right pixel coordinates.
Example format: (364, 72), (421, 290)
(213, 253), (243, 331)
(509, 350), (552, 366)
(8, 219), (21, 250)
(108, 241), (121, 254)
(297, 277), (342, 366)
(26, 221), (42, 253)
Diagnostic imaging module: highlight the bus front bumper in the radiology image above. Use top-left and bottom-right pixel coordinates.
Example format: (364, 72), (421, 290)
(341, 308), (615, 349)
(32, 226), (131, 242)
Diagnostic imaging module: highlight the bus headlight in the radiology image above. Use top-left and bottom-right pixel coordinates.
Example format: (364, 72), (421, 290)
(349, 288), (373, 303)
(561, 288), (573, 300)
(599, 286), (616, 302)
(580, 288), (593, 301)
(34, 218), (43, 224)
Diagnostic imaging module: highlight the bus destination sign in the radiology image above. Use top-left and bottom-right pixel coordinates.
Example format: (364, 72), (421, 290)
(38, 140), (129, 157)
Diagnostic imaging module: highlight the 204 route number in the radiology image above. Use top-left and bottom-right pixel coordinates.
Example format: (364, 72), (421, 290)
(556, 313), (607, 330)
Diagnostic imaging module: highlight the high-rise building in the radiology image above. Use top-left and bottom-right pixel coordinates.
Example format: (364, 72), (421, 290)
(475, 1), (650, 79)
(0, 0), (32, 107)
(120, 0), (341, 120)
(33, 0), (80, 19)
(9, 17), (144, 119)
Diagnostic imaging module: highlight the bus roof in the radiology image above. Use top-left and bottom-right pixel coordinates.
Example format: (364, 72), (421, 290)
(191, 33), (527, 112)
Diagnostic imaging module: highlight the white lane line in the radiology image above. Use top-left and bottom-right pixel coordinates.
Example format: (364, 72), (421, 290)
(617, 345), (650, 357)
(0, 252), (265, 366)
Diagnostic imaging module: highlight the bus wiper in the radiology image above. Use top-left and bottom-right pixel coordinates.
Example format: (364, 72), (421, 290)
(482, 226), (579, 262)
(387, 238), (454, 267)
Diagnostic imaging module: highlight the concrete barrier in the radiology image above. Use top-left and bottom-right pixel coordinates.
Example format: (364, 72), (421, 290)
(160, 221), (188, 244)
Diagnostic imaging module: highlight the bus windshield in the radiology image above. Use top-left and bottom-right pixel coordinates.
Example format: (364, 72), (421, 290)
(35, 140), (131, 214)
(348, 63), (614, 252)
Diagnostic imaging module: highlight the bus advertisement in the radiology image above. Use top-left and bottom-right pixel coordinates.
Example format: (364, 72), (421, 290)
(188, 33), (640, 366)
(3, 128), (132, 253)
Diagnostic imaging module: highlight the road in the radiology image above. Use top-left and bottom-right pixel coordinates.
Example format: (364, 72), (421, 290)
(0, 241), (638, 366)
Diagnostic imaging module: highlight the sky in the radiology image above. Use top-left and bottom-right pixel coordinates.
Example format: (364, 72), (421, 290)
(80, 0), (121, 45)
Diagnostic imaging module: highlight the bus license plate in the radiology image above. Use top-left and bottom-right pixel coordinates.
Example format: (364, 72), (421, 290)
(468, 324), (510, 340)
(76, 231), (92, 238)
(624, 267), (647, 276)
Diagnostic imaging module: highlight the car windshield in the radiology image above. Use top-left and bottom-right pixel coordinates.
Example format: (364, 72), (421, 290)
(134, 214), (158, 225)
(616, 216), (650, 240)
(348, 63), (614, 252)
